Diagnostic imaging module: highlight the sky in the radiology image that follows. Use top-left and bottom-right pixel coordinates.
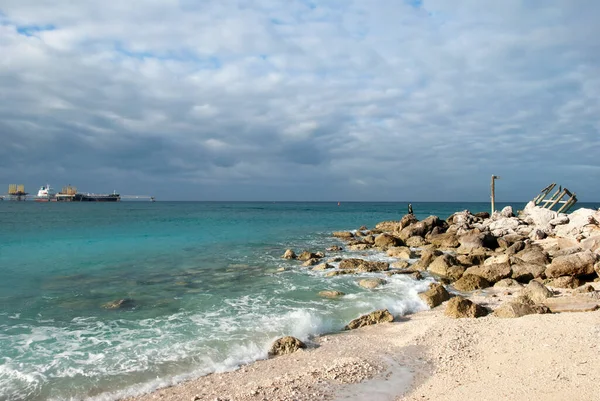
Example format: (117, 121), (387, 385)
(0, 0), (599, 201)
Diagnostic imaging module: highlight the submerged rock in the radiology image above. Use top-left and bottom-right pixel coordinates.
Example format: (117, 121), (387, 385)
(268, 336), (306, 356)
(445, 296), (488, 318)
(102, 298), (136, 309)
(358, 278), (386, 289)
(344, 309), (394, 330)
(318, 290), (345, 298)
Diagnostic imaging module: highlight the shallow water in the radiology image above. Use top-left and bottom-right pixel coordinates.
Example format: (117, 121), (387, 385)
(0, 201), (597, 400)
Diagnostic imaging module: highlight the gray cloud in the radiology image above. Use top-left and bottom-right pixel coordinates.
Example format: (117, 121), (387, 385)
(0, 0), (599, 201)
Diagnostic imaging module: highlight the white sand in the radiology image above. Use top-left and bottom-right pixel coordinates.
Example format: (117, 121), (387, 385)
(128, 285), (600, 401)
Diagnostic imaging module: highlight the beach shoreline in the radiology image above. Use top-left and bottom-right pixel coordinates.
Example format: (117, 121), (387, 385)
(125, 204), (600, 401)
(126, 288), (600, 401)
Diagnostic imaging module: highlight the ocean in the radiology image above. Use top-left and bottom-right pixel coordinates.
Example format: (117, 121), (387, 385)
(1, 201), (597, 401)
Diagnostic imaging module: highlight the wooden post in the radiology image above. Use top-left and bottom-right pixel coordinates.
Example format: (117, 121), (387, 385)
(491, 175), (500, 215)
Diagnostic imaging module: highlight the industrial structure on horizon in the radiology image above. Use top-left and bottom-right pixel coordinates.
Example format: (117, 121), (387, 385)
(0, 184), (155, 202)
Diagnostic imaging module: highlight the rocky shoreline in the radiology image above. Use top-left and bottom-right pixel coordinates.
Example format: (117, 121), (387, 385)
(275, 201), (600, 342)
(130, 202), (600, 401)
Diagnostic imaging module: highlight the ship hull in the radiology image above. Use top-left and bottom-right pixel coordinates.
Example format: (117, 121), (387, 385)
(73, 194), (120, 202)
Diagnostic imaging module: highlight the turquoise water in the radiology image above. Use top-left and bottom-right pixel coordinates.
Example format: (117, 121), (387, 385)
(0, 201), (597, 401)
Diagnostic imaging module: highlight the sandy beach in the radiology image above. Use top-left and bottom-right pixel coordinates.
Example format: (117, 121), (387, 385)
(127, 283), (600, 401)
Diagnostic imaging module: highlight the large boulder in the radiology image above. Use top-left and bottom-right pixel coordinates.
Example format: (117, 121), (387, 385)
(269, 336), (306, 356)
(458, 233), (486, 251)
(427, 254), (465, 281)
(523, 281), (553, 303)
(453, 274), (491, 292)
(344, 309), (394, 330)
(358, 278), (387, 289)
(418, 283), (451, 308)
(546, 276), (582, 289)
(464, 262), (512, 283)
(387, 246), (416, 259)
(510, 261), (546, 282)
(399, 222), (428, 240)
(374, 233), (404, 249)
(515, 247), (550, 266)
(427, 232), (459, 248)
(338, 258), (390, 272)
(545, 250), (598, 278)
(445, 296), (488, 318)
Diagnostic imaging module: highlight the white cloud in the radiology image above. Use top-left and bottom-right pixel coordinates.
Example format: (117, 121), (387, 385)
(0, 0), (599, 201)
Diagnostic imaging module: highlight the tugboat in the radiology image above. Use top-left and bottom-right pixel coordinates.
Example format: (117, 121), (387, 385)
(35, 185), (57, 202)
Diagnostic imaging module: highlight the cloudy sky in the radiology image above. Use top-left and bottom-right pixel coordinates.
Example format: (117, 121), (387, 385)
(0, 0), (598, 201)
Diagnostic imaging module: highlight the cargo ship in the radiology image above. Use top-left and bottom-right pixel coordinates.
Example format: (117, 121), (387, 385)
(55, 186), (121, 202)
(35, 185), (57, 202)
(72, 191), (121, 202)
